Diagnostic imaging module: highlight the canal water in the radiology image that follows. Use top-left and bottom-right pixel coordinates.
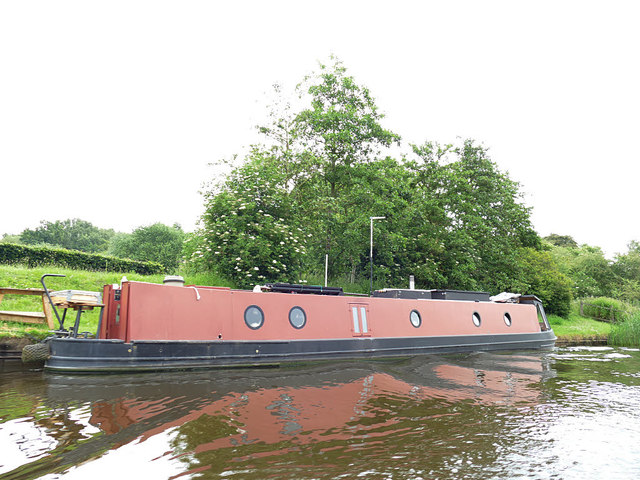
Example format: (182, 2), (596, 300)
(1, 347), (640, 479)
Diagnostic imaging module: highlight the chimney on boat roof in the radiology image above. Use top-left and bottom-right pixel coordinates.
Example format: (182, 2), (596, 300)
(163, 275), (185, 287)
(409, 275), (415, 290)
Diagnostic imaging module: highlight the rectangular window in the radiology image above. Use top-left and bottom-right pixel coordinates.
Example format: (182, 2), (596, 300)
(350, 304), (371, 336)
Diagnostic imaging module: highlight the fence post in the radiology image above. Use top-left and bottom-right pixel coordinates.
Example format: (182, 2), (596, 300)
(580, 301), (584, 316)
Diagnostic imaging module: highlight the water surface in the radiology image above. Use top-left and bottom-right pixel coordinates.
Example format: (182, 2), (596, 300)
(1, 347), (640, 479)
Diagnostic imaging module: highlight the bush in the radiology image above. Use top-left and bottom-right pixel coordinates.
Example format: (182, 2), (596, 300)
(0, 243), (163, 275)
(581, 297), (632, 323)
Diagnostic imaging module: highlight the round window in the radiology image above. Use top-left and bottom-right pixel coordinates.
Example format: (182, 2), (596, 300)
(504, 312), (512, 327)
(244, 305), (264, 329)
(472, 311), (481, 327)
(410, 310), (422, 328)
(289, 306), (307, 329)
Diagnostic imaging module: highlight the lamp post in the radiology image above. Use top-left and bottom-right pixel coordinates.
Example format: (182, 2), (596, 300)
(370, 216), (385, 296)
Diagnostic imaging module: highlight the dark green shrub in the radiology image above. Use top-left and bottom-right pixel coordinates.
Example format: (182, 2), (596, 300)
(0, 243), (163, 275)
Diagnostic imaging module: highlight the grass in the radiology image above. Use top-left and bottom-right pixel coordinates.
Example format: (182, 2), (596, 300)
(548, 312), (612, 343)
(0, 265), (232, 339)
(549, 299), (640, 346)
(608, 311), (640, 347)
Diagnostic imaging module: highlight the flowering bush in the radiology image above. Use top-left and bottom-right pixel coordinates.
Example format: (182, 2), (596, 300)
(193, 152), (307, 288)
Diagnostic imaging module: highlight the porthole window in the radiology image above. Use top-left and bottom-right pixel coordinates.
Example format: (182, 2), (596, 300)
(503, 312), (512, 327)
(244, 305), (264, 330)
(289, 306), (307, 329)
(472, 311), (482, 327)
(410, 310), (422, 328)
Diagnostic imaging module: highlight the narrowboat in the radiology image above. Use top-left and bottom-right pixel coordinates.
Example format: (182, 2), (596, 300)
(29, 275), (556, 373)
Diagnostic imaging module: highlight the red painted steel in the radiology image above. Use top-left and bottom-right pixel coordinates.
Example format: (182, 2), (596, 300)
(101, 281), (542, 343)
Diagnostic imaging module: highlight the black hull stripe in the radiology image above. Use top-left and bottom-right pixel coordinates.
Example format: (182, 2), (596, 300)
(45, 331), (557, 373)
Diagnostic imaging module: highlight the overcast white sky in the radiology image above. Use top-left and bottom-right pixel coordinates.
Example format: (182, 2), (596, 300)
(1, 1), (638, 259)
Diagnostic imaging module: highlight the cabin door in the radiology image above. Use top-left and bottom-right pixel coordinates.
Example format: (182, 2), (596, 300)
(349, 303), (371, 337)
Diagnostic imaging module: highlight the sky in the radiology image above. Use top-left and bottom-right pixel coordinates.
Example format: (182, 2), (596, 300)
(1, 1), (639, 259)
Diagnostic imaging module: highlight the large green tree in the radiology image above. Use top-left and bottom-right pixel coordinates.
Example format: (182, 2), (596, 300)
(406, 140), (539, 293)
(109, 223), (185, 272)
(291, 58), (401, 279)
(516, 247), (573, 317)
(20, 218), (114, 253)
(195, 58), (551, 308)
(549, 241), (616, 298)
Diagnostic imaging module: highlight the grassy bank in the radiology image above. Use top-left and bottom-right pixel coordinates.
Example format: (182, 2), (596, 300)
(548, 313), (611, 344)
(0, 265), (231, 339)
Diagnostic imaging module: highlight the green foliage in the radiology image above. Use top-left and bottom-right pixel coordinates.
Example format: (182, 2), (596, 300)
(580, 297), (633, 323)
(608, 310), (640, 346)
(1, 233), (21, 243)
(194, 58), (547, 299)
(295, 56), (401, 197)
(544, 234), (578, 248)
(611, 241), (640, 301)
(20, 218), (115, 253)
(435, 140), (539, 291)
(0, 243), (163, 275)
(549, 243), (616, 298)
(108, 223), (185, 272)
(515, 248), (573, 317)
(197, 150), (308, 288)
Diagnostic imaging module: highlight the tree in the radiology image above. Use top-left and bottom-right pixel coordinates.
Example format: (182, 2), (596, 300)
(544, 234), (578, 248)
(195, 59), (541, 295)
(516, 247), (573, 317)
(292, 58), (401, 279)
(196, 149), (307, 288)
(407, 140), (539, 293)
(109, 223), (185, 272)
(550, 243), (616, 298)
(613, 241), (640, 281)
(295, 57), (400, 197)
(20, 219), (114, 253)
(611, 241), (640, 301)
(1, 233), (21, 243)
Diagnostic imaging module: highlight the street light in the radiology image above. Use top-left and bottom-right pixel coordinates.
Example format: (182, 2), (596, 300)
(370, 216), (386, 296)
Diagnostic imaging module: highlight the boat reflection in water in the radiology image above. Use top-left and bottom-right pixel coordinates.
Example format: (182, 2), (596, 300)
(5, 352), (552, 479)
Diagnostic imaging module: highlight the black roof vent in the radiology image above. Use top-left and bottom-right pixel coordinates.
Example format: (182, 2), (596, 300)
(264, 283), (344, 296)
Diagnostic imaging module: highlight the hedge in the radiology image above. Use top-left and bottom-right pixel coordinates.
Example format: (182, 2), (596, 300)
(0, 243), (164, 275)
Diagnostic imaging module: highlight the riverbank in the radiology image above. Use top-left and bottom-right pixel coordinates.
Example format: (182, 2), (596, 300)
(548, 313), (611, 346)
